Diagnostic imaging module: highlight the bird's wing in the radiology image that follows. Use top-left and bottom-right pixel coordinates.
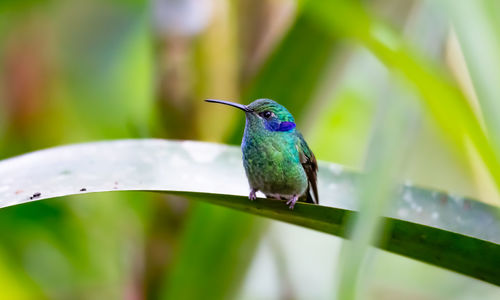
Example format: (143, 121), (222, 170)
(295, 131), (319, 204)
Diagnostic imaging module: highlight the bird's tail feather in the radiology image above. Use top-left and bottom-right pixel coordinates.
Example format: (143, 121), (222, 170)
(304, 185), (316, 204)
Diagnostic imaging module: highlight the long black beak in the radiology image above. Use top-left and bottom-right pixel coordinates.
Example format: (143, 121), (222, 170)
(205, 99), (251, 112)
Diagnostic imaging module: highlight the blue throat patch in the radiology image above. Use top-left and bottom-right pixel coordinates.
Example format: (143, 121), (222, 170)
(265, 121), (296, 132)
(278, 121), (296, 131)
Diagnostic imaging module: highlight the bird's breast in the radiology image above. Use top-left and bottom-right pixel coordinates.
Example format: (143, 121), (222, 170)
(242, 131), (307, 196)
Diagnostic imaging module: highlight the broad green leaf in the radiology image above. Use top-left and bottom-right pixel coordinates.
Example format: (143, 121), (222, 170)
(0, 140), (498, 286)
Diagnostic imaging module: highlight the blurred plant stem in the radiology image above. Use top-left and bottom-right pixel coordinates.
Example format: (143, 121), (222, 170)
(0, 15), (54, 157)
(443, 0), (500, 206)
(195, 0), (240, 142)
(443, 1), (500, 154)
(237, 0), (297, 82)
(267, 232), (297, 300)
(336, 84), (418, 300)
(155, 36), (197, 139)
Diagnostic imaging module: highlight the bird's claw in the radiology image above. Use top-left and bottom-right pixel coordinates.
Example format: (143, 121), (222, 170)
(286, 195), (299, 210)
(249, 189), (257, 201)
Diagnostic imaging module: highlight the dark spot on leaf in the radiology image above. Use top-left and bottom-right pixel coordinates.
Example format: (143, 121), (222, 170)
(29, 192), (41, 200)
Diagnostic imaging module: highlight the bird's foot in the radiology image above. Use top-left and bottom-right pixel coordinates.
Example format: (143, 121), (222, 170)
(285, 195), (299, 210)
(249, 189), (257, 201)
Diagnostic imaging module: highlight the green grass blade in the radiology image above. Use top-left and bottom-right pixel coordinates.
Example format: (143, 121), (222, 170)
(444, 1), (500, 154)
(336, 85), (420, 299)
(303, 0), (500, 192)
(0, 140), (498, 285)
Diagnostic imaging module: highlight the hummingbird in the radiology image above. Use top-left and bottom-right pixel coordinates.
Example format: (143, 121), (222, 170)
(205, 98), (318, 209)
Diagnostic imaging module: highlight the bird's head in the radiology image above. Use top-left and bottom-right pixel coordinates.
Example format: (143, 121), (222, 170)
(205, 98), (296, 132)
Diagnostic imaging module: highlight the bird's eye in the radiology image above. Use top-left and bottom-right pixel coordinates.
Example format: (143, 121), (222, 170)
(260, 111), (273, 119)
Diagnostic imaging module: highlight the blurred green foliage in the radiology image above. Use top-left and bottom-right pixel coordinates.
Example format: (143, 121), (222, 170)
(0, 0), (499, 299)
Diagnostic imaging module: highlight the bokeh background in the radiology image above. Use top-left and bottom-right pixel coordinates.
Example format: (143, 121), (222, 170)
(1, 0), (500, 299)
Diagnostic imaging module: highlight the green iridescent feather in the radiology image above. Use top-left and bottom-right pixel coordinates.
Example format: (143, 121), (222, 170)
(206, 98), (319, 209)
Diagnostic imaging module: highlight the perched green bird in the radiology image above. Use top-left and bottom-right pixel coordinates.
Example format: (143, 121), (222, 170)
(205, 98), (318, 209)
